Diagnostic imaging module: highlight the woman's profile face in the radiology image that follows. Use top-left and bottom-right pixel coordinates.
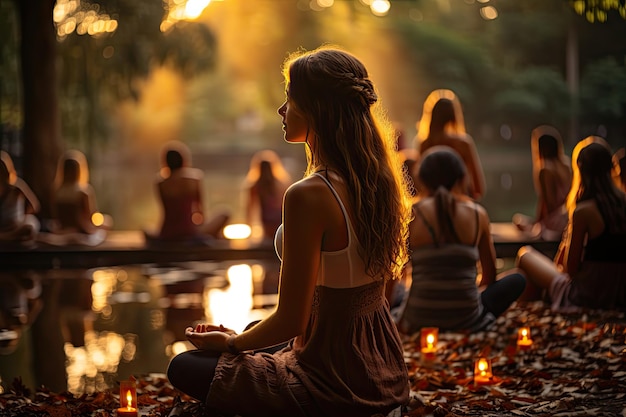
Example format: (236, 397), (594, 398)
(278, 89), (309, 144)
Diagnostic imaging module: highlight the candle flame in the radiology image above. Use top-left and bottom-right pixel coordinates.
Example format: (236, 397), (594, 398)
(518, 327), (533, 345)
(426, 333), (434, 347)
(478, 359), (488, 373)
(126, 390), (133, 410)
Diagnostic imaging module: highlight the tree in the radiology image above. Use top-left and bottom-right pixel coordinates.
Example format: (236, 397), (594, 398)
(54, 0), (218, 153)
(5, 0), (219, 217)
(16, 0), (63, 220)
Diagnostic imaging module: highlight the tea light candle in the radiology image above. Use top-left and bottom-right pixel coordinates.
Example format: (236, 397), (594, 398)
(517, 326), (533, 350)
(474, 357), (494, 385)
(117, 380), (138, 417)
(420, 327), (438, 359)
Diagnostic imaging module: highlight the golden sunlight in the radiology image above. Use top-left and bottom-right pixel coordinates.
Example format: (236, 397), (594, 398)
(161, 0), (221, 31)
(54, 0), (118, 40)
(223, 224), (252, 240)
(206, 264), (254, 332)
(370, 0), (391, 16)
(185, 0), (212, 19)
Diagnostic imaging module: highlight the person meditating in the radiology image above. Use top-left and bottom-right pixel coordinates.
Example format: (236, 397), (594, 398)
(244, 149), (292, 242)
(0, 151), (40, 245)
(394, 146), (525, 333)
(147, 141), (230, 244)
(39, 150), (111, 246)
(167, 46), (412, 417)
(415, 89), (486, 200)
(513, 125), (572, 241)
(516, 137), (626, 312)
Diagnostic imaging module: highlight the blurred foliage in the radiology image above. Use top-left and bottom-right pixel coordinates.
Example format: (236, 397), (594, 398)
(53, 0), (217, 151)
(2, 0), (626, 153)
(493, 68), (571, 128)
(396, 21), (493, 100)
(0, 0), (20, 127)
(568, 0), (626, 23)
(579, 57), (626, 122)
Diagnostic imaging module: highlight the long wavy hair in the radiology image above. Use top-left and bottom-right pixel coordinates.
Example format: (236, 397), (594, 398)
(282, 46), (412, 281)
(567, 136), (626, 234)
(415, 89), (466, 146)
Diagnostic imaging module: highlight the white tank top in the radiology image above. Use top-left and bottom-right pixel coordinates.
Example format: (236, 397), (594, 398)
(274, 173), (378, 288)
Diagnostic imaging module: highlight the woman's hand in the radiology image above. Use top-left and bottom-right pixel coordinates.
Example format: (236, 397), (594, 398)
(185, 323), (235, 351)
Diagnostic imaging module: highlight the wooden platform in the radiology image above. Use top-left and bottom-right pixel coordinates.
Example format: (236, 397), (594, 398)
(0, 223), (559, 271)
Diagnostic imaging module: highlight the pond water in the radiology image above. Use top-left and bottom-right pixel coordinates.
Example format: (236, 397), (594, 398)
(90, 142), (537, 232)
(0, 259), (280, 395)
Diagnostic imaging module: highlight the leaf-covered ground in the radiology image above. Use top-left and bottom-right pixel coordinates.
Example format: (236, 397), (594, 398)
(1, 302), (625, 417)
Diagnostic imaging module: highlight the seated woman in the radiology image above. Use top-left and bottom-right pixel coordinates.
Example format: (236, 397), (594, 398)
(0, 151), (40, 245)
(396, 146), (526, 333)
(516, 137), (626, 313)
(244, 149), (292, 242)
(147, 141), (229, 244)
(166, 46), (410, 417)
(39, 150), (111, 246)
(513, 125), (572, 241)
(415, 89), (486, 200)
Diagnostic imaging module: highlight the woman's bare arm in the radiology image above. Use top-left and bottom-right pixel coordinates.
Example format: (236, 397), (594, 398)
(459, 137), (486, 200)
(476, 208), (497, 287)
(564, 208), (586, 274)
(187, 178), (326, 352)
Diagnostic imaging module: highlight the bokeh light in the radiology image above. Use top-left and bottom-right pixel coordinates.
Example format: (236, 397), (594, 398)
(223, 224), (252, 240)
(480, 5), (498, 20)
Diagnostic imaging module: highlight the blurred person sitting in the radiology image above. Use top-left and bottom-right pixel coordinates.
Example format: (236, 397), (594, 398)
(146, 141), (230, 245)
(513, 126), (572, 241)
(244, 149), (292, 242)
(516, 137), (626, 313)
(395, 146), (526, 333)
(0, 151), (40, 245)
(415, 89), (486, 200)
(39, 150), (112, 246)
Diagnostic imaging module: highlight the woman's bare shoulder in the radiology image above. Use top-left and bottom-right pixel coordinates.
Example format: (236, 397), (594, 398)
(286, 175), (328, 200)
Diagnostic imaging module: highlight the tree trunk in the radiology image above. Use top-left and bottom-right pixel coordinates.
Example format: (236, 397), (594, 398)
(565, 16), (580, 146)
(17, 0), (62, 220)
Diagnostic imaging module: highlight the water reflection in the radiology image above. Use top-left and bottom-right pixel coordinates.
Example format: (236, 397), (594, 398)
(0, 260), (277, 395)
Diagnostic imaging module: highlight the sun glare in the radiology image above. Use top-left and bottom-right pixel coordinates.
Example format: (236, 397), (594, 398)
(370, 0), (391, 16)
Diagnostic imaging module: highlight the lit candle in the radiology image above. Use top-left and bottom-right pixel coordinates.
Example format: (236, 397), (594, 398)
(474, 357), (494, 385)
(517, 326), (533, 350)
(117, 380), (138, 417)
(420, 327), (438, 359)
